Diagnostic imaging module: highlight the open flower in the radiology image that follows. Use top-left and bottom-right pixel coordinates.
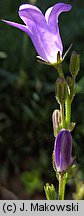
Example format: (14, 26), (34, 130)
(54, 129), (73, 173)
(2, 3), (71, 65)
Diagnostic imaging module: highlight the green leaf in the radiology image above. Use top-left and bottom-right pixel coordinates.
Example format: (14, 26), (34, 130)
(44, 183), (56, 200)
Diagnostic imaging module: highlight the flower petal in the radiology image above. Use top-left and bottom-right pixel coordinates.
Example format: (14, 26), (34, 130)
(60, 130), (72, 172)
(1, 19), (29, 34)
(45, 3), (72, 51)
(54, 129), (63, 168)
(19, 4), (47, 27)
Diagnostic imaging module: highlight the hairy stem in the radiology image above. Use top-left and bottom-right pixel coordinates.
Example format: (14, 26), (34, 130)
(60, 103), (65, 128)
(58, 174), (66, 200)
(65, 97), (71, 126)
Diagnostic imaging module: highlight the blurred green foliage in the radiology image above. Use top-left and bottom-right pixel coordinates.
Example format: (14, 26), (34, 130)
(0, 0), (84, 199)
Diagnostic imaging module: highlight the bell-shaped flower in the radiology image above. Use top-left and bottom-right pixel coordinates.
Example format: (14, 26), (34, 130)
(54, 129), (73, 173)
(2, 3), (71, 65)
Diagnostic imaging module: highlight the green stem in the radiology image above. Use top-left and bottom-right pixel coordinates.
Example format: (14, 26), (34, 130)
(60, 103), (65, 128)
(55, 64), (65, 79)
(65, 97), (71, 126)
(58, 174), (66, 200)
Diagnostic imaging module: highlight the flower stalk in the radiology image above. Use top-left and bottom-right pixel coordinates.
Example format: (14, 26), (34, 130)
(55, 64), (65, 79)
(60, 103), (65, 128)
(59, 174), (66, 200)
(65, 97), (71, 126)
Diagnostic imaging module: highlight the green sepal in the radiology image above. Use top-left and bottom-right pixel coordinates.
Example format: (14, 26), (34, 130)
(68, 122), (76, 131)
(64, 164), (77, 182)
(52, 152), (59, 181)
(55, 161), (77, 183)
(52, 151), (56, 172)
(37, 51), (62, 66)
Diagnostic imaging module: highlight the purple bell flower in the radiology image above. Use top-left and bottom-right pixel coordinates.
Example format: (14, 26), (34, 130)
(2, 3), (71, 64)
(54, 129), (73, 173)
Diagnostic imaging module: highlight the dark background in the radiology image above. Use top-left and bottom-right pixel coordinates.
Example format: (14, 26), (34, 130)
(0, 0), (84, 199)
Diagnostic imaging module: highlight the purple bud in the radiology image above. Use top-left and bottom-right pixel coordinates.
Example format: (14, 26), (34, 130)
(54, 129), (73, 173)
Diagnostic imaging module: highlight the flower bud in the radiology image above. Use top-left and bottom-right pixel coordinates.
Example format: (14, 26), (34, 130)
(69, 51), (80, 77)
(44, 183), (56, 200)
(56, 78), (67, 104)
(52, 109), (61, 137)
(54, 129), (73, 173)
